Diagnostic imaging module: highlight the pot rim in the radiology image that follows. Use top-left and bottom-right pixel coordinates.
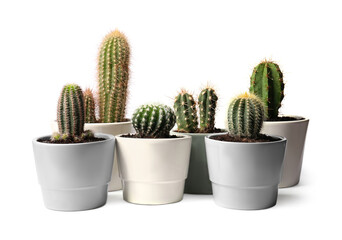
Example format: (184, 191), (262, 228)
(116, 134), (191, 142)
(264, 115), (309, 124)
(205, 132), (286, 145)
(32, 133), (115, 146)
(170, 129), (227, 136)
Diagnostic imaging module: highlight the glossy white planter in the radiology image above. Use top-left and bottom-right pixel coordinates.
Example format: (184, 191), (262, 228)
(32, 134), (115, 211)
(116, 135), (191, 205)
(205, 134), (286, 210)
(262, 117), (309, 188)
(51, 121), (134, 191)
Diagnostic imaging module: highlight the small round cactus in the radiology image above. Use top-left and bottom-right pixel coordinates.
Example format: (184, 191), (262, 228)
(174, 90), (198, 133)
(249, 60), (284, 120)
(57, 84), (85, 137)
(227, 93), (265, 138)
(132, 104), (176, 138)
(84, 88), (97, 123)
(198, 87), (218, 132)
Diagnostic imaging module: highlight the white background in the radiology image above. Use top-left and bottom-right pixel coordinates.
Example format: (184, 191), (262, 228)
(1, 0), (341, 239)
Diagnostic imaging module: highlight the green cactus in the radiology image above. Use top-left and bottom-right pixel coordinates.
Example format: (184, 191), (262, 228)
(174, 90), (198, 133)
(132, 104), (176, 138)
(227, 93), (265, 138)
(198, 87), (218, 132)
(97, 29), (130, 123)
(57, 84), (85, 137)
(249, 60), (285, 120)
(84, 88), (97, 123)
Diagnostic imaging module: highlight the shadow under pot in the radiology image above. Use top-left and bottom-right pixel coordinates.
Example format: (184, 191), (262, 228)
(115, 135), (191, 205)
(205, 133), (287, 210)
(261, 117), (309, 188)
(51, 121), (134, 191)
(32, 133), (115, 211)
(171, 131), (227, 194)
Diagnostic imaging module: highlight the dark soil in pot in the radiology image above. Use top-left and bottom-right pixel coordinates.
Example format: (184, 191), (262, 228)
(38, 136), (106, 144)
(121, 134), (179, 139)
(174, 128), (223, 134)
(210, 134), (279, 143)
(266, 116), (305, 121)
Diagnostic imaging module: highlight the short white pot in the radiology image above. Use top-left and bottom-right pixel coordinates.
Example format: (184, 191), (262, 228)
(32, 134), (115, 211)
(205, 133), (286, 210)
(116, 135), (191, 205)
(261, 117), (309, 188)
(51, 121), (134, 191)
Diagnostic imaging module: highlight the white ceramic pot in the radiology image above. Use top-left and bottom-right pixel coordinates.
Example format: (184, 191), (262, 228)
(32, 133), (115, 211)
(116, 135), (192, 205)
(205, 133), (286, 210)
(51, 121), (134, 191)
(261, 117), (309, 188)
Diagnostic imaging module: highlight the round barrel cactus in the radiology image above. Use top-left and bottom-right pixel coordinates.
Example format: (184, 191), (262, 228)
(132, 104), (176, 138)
(227, 93), (265, 138)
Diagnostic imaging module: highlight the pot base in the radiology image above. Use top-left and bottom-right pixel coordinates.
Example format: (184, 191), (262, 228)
(41, 184), (108, 211)
(122, 180), (185, 205)
(212, 183), (278, 210)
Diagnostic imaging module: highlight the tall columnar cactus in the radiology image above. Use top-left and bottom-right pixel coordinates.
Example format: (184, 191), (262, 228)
(57, 84), (85, 137)
(97, 29), (130, 123)
(249, 60), (284, 120)
(132, 104), (176, 138)
(174, 90), (198, 133)
(198, 87), (218, 132)
(84, 88), (96, 123)
(227, 93), (265, 138)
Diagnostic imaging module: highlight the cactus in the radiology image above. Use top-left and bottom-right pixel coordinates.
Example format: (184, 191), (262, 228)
(249, 60), (284, 120)
(227, 93), (265, 138)
(57, 84), (85, 137)
(174, 90), (198, 133)
(97, 29), (130, 123)
(84, 88), (97, 123)
(198, 87), (218, 132)
(132, 104), (176, 138)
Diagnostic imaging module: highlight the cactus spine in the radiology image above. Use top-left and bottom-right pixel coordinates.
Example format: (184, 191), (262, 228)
(132, 104), (176, 138)
(198, 87), (218, 132)
(227, 93), (264, 138)
(174, 90), (198, 133)
(97, 29), (130, 123)
(84, 88), (96, 123)
(57, 84), (85, 137)
(249, 60), (284, 120)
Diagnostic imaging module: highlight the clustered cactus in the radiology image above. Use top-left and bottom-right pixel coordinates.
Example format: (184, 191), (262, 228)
(132, 104), (176, 138)
(227, 93), (264, 138)
(97, 29), (130, 123)
(52, 84), (94, 142)
(174, 87), (218, 133)
(84, 88), (96, 123)
(249, 60), (284, 120)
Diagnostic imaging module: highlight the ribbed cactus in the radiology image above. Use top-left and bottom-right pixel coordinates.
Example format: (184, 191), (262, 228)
(132, 104), (176, 138)
(97, 29), (130, 123)
(57, 84), (85, 137)
(84, 88), (96, 123)
(227, 93), (265, 138)
(199, 87), (218, 132)
(249, 60), (285, 120)
(174, 90), (198, 133)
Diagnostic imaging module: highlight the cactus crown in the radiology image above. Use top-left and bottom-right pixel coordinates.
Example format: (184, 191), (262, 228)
(57, 84), (85, 137)
(198, 87), (218, 132)
(84, 88), (97, 123)
(132, 104), (176, 138)
(227, 93), (265, 138)
(249, 60), (285, 120)
(97, 29), (130, 123)
(174, 90), (199, 133)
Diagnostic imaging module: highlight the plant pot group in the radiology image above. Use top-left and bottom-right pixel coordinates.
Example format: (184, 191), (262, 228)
(34, 117), (309, 211)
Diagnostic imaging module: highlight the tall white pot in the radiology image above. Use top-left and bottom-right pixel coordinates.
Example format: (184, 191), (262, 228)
(51, 121), (134, 191)
(116, 135), (192, 205)
(261, 117), (309, 188)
